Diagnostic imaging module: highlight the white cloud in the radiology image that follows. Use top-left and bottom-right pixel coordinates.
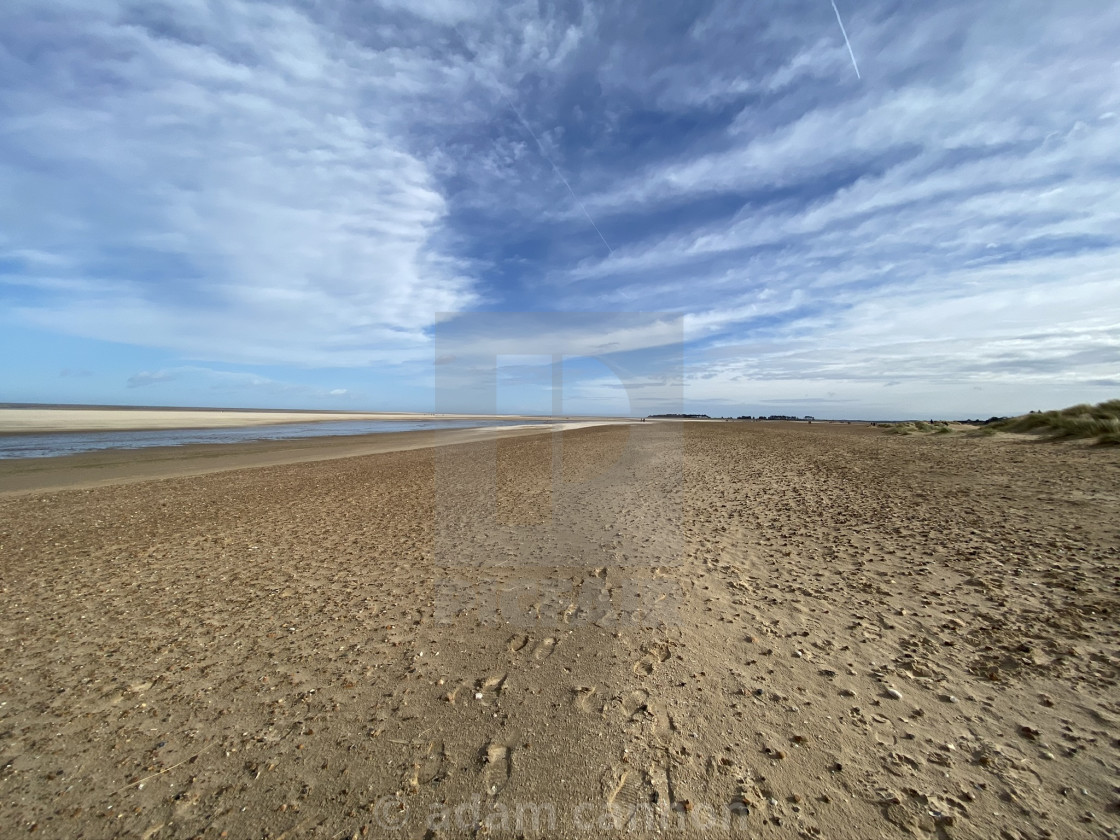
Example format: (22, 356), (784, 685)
(1, 0), (479, 365)
(682, 253), (1120, 416)
(125, 364), (352, 401)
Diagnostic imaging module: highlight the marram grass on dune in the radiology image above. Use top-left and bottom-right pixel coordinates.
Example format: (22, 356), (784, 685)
(992, 399), (1120, 444)
(879, 400), (1120, 444)
(882, 420), (953, 435)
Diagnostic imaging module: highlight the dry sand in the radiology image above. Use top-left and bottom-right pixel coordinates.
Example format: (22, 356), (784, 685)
(1, 422), (1118, 838)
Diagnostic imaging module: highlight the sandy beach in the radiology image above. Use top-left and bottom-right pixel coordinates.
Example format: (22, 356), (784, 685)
(1, 422), (1118, 838)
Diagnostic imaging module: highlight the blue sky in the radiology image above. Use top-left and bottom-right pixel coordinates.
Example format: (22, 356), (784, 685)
(1, 0), (1118, 418)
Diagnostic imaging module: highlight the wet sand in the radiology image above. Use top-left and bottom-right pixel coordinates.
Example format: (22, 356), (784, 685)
(0, 422), (615, 497)
(1, 422), (1118, 838)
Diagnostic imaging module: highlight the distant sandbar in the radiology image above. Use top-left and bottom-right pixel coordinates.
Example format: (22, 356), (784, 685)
(0, 408), (580, 435)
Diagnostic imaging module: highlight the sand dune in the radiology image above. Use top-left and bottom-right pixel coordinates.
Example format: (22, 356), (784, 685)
(1, 422), (1117, 838)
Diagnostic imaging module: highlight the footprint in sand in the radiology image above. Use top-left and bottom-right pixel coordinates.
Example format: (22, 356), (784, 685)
(532, 637), (557, 660)
(622, 689), (650, 721)
(573, 685), (600, 713)
(507, 634), (557, 663)
(602, 766), (654, 828)
(632, 642), (672, 677)
(474, 674), (506, 705)
(441, 679), (473, 705)
(650, 702), (672, 737)
(404, 742), (446, 793)
(481, 742), (512, 795)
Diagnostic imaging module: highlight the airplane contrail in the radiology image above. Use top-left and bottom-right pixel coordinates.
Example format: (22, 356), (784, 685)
(497, 89), (614, 255)
(830, 0), (861, 79)
(453, 23), (613, 256)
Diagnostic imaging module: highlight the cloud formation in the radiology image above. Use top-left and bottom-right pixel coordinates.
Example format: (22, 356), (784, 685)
(1, 0), (1117, 415)
(2, 0), (477, 365)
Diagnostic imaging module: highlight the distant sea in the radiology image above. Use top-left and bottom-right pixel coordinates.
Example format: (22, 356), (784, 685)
(0, 419), (553, 460)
